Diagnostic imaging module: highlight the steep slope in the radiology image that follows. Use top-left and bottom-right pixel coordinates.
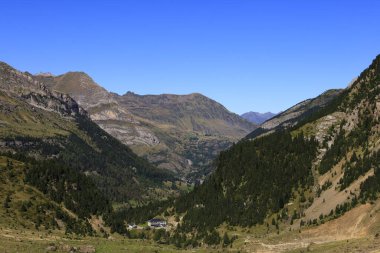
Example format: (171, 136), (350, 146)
(241, 111), (276, 124)
(0, 155), (106, 236)
(110, 54), (380, 248)
(246, 89), (342, 139)
(38, 73), (256, 178)
(0, 61), (174, 203)
(177, 54), (380, 233)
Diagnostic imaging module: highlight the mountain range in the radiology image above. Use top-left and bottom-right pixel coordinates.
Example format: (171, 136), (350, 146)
(35, 72), (256, 179)
(240, 111), (276, 124)
(2, 54), (380, 252)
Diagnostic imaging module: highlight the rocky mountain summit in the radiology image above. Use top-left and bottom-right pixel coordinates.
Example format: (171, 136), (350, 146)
(37, 72), (257, 178)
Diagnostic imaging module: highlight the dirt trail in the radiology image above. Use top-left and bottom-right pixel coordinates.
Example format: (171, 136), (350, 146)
(351, 212), (367, 238)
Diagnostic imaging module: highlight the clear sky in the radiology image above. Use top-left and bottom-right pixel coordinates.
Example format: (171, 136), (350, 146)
(1, 0), (380, 114)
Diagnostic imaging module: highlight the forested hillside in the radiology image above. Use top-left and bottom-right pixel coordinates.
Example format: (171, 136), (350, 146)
(0, 62), (175, 203)
(182, 53), (380, 229)
(174, 132), (317, 229)
(108, 54), (380, 248)
(0, 155), (101, 236)
(174, 54), (380, 236)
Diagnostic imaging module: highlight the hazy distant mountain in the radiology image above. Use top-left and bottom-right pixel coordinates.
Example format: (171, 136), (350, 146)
(37, 72), (257, 178)
(240, 111), (276, 124)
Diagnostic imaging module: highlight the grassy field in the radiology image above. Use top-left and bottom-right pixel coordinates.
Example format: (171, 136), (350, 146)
(0, 228), (238, 253)
(2, 226), (380, 253)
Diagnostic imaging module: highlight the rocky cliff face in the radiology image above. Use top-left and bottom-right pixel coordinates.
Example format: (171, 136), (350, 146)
(38, 72), (256, 178)
(0, 62), (86, 118)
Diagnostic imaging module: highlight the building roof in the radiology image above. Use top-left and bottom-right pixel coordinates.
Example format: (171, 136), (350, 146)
(148, 218), (166, 222)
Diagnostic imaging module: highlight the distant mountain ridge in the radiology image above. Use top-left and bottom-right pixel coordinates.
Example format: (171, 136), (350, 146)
(241, 111), (276, 124)
(36, 72), (257, 178)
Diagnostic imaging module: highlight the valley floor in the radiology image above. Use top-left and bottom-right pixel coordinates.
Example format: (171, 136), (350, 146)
(0, 228), (222, 253)
(1, 226), (380, 253)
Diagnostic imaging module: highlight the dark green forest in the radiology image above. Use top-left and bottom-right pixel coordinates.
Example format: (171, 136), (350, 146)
(25, 159), (112, 219)
(174, 131), (317, 231)
(1, 155), (101, 236)
(1, 113), (175, 202)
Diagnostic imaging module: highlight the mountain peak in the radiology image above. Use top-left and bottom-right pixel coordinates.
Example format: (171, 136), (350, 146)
(35, 70), (113, 108)
(241, 111), (277, 124)
(35, 72), (55, 77)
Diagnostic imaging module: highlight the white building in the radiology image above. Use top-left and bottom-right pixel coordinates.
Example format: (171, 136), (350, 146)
(147, 218), (167, 227)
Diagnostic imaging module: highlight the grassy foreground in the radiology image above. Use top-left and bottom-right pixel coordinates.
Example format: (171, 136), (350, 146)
(0, 228), (228, 253)
(1, 226), (380, 253)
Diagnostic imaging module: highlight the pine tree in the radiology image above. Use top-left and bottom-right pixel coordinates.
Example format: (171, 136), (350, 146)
(223, 232), (230, 246)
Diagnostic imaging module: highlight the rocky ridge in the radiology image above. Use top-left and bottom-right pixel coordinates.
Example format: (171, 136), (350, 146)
(246, 89), (343, 139)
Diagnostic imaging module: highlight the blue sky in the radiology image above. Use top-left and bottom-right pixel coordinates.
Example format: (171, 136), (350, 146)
(1, 0), (379, 114)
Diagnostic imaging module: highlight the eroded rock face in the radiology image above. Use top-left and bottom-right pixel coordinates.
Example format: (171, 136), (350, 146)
(22, 92), (84, 117)
(314, 112), (346, 145)
(0, 62), (87, 118)
(87, 102), (160, 146)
